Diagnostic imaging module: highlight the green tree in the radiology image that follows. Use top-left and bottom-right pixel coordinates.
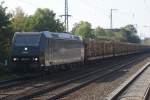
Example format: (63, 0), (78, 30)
(121, 25), (141, 43)
(94, 26), (107, 38)
(0, 2), (10, 30)
(11, 7), (27, 32)
(23, 16), (35, 31)
(123, 24), (137, 34)
(72, 21), (93, 39)
(0, 2), (11, 59)
(11, 8), (65, 32)
(32, 8), (64, 32)
(113, 31), (125, 42)
(93, 26), (114, 41)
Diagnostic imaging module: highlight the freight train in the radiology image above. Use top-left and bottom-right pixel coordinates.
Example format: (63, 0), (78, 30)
(10, 31), (150, 72)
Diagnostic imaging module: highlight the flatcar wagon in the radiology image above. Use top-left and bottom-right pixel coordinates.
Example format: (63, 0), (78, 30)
(84, 39), (150, 61)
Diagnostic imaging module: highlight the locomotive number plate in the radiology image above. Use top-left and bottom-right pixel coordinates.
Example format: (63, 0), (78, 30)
(21, 58), (30, 61)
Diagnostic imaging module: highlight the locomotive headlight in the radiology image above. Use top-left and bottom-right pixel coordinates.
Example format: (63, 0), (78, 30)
(34, 58), (38, 61)
(13, 58), (17, 61)
(24, 47), (28, 51)
(33, 57), (38, 61)
(13, 58), (18, 61)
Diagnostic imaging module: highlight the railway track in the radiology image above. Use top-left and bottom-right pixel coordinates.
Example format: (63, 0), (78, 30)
(0, 52), (148, 100)
(0, 53), (137, 90)
(106, 61), (150, 100)
(0, 55), (124, 90)
(0, 73), (44, 89)
(31, 55), (149, 100)
(0, 53), (148, 100)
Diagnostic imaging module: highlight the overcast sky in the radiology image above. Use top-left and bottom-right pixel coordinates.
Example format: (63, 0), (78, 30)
(2, 0), (150, 38)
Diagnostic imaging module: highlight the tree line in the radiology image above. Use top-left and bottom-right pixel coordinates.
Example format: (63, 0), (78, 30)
(0, 2), (141, 61)
(72, 21), (140, 43)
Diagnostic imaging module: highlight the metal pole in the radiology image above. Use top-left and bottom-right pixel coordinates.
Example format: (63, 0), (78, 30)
(110, 9), (112, 29)
(110, 9), (117, 29)
(60, 0), (71, 32)
(66, 0), (69, 32)
(65, 0), (67, 32)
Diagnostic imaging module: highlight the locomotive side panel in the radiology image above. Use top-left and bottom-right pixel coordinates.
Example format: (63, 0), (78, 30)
(51, 37), (83, 66)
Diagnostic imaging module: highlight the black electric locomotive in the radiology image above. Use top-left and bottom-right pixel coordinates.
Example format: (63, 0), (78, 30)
(11, 31), (84, 72)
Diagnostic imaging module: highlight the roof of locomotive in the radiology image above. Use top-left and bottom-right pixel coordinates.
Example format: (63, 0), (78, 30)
(42, 31), (82, 41)
(14, 31), (82, 41)
(15, 32), (41, 35)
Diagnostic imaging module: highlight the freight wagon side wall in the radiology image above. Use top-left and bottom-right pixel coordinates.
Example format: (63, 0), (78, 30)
(84, 39), (104, 61)
(103, 41), (114, 57)
(84, 39), (115, 61)
(84, 39), (150, 62)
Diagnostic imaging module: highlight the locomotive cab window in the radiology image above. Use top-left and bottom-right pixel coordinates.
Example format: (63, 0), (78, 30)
(14, 34), (41, 46)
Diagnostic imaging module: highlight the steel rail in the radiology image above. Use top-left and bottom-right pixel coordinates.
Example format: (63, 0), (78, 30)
(27, 55), (148, 100)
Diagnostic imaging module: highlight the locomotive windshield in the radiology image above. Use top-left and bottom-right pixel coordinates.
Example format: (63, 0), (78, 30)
(14, 34), (40, 46)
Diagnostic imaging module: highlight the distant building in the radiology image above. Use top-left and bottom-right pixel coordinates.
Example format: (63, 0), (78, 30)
(92, 28), (121, 33)
(104, 29), (122, 33)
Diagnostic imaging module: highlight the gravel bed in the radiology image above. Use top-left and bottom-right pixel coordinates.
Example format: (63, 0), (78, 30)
(0, 55), (130, 94)
(61, 56), (150, 100)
